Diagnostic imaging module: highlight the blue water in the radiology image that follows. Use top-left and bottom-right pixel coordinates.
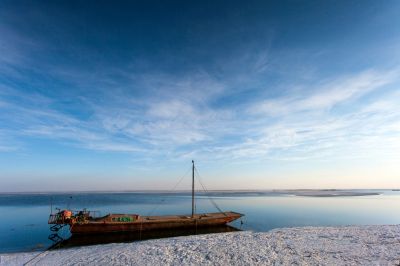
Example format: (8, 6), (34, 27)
(0, 190), (399, 253)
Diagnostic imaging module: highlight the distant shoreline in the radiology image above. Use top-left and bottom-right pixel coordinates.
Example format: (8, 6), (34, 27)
(0, 188), (394, 195)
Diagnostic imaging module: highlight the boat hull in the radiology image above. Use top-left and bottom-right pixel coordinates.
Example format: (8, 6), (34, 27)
(70, 212), (242, 235)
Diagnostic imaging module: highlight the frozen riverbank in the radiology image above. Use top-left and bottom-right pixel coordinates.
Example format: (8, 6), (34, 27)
(1, 225), (399, 265)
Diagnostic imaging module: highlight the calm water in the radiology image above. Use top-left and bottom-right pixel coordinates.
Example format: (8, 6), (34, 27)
(0, 190), (399, 253)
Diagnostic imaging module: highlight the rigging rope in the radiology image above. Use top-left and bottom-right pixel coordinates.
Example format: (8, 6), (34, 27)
(147, 166), (192, 216)
(194, 167), (226, 215)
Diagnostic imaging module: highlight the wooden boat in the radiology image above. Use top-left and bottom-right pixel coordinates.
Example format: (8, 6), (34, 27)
(48, 161), (244, 235)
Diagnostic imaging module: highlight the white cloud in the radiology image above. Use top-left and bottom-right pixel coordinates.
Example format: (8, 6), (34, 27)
(250, 69), (398, 115)
(226, 85), (400, 162)
(1, 62), (399, 166)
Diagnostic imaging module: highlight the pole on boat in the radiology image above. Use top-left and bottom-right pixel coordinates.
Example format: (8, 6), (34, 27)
(192, 160), (195, 218)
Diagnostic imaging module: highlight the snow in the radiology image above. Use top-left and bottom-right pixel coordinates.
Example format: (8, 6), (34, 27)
(1, 225), (400, 265)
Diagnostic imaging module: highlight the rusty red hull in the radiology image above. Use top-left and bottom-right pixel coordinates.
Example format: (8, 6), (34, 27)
(70, 212), (242, 235)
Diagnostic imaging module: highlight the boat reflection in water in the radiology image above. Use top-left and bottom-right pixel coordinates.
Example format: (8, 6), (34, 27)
(56, 225), (240, 249)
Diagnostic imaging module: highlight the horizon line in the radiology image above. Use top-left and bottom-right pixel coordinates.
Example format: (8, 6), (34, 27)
(1, 188), (399, 194)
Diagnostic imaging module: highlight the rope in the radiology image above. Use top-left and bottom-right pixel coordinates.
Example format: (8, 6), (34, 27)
(23, 249), (49, 266)
(23, 224), (66, 266)
(194, 167), (226, 215)
(147, 166), (192, 216)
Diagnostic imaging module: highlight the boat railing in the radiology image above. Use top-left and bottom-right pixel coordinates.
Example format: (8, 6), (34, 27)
(70, 210), (101, 218)
(48, 213), (61, 224)
(48, 209), (101, 224)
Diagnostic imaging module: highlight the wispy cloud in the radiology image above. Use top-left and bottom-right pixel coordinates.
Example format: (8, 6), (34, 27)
(1, 65), (399, 166)
(1, 14), (399, 165)
(222, 71), (400, 161)
(250, 69), (398, 116)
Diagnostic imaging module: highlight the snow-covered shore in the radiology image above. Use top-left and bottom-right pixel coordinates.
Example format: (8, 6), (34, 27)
(1, 225), (399, 265)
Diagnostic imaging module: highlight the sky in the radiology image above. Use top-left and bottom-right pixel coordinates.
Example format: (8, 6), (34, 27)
(0, 0), (399, 192)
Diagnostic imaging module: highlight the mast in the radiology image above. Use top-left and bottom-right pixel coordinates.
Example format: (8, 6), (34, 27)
(192, 160), (195, 218)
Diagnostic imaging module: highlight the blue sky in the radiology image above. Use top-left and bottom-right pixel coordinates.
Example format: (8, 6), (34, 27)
(0, 0), (399, 191)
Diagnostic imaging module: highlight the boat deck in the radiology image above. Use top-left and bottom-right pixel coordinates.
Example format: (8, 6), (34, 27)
(90, 211), (242, 224)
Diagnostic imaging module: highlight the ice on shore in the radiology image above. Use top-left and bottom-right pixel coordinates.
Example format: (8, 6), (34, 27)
(1, 225), (399, 265)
